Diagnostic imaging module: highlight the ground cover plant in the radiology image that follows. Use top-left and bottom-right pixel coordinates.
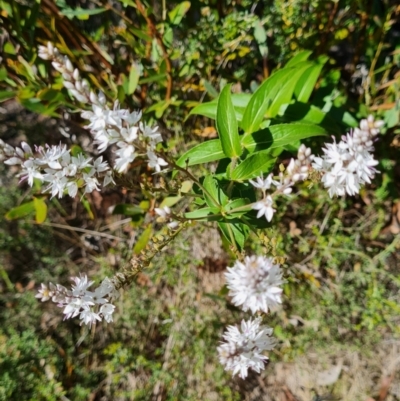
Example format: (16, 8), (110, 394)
(0, 1), (400, 400)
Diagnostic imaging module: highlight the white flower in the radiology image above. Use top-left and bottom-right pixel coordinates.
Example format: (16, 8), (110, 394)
(249, 174), (276, 191)
(70, 275), (94, 297)
(225, 255), (283, 314)
(35, 283), (56, 302)
(217, 317), (276, 379)
(147, 150), (168, 172)
(100, 303), (115, 323)
(92, 156), (109, 174)
(140, 123), (162, 144)
(83, 172), (100, 193)
(252, 195), (275, 221)
(114, 143), (136, 173)
(37, 274), (116, 327)
(154, 206), (171, 218)
(79, 308), (101, 326)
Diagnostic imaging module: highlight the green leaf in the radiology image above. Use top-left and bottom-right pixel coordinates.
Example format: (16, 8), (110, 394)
(294, 57), (327, 102)
(224, 198), (252, 217)
(231, 154), (276, 181)
(184, 207), (220, 220)
(187, 94), (250, 121)
(285, 50), (312, 67)
(203, 176), (228, 207)
(0, 91), (16, 102)
(203, 79), (219, 98)
(168, 1), (191, 25)
(282, 103), (342, 134)
(113, 204), (145, 216)
(241, 68), (294, 134)
(33, 197), (47, 224)
(59, 6), (107, 20)
(5, 201), (35, 220)
(139, 73), (167, 84)
(176, 140), (225, 167)
(133, 226), (153, 254)
(218, 220), (249, 250)
(127, 63), (140, 95)
(268, 62), (311, 117)
(216, 84), (242, 158)
(241, 123), (327, 153)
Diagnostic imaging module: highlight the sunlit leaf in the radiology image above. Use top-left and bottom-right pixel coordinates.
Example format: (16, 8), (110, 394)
(216, 84), (242, 158)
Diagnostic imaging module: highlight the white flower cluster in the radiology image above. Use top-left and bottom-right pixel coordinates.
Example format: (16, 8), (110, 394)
(217, 317), (276, 379)
(38, 42), (167, 174)
(81, 100), (167, 173)
(36, 275), (118, 326)
(225, 255), (283, 314)
(313, 115), (383, 197)
(250, 144), (313, 221)
(0, 140), (113, 198)
(218, 256), (282, 377)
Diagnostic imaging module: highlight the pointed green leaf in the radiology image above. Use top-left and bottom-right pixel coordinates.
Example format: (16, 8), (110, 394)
(281, 103), (342, 134)
(241, 123), (327, 153)
(285, 50), (312, 67)
(184, 207), (220, 220)
(216, 84), (242, 158)
(231, 154), (276, 181)
(203, 176), (228, 207)
(241, 67), (294, 134)
(268, 62), (312, 117)
(218, 220), (249, 250)
(294, 57), (327, 102)
(33, 197), (47, 224)
(5, 201), (35, 220)
(168, 1), (191, 25)
(134, 226), (153, 254)
(188, 94), (250, 121)
(176, 140), (225, 167)
(127, 63), (140, 95)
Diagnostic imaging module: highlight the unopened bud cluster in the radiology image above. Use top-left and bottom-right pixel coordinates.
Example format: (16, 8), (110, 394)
(38, 42), (97, 104)
(36, 275), (118, 326)
(0, 140), (113, 198)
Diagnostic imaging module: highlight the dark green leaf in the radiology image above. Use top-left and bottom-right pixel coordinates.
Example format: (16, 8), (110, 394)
(216, 84), (242, 158)
(203, 176), (228, 207)
(113, 204), (145, 216)
(241, 123), (327, 153)
(231, 154), (276, 181)
(218, 220), (249, 250)
(282, 103), (342, 134)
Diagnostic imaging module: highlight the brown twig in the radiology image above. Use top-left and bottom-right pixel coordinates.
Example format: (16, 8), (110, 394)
(135, 0), (173, 101)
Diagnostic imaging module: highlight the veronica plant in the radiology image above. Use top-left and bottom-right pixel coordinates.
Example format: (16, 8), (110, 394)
(0, 44), (384, 379)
